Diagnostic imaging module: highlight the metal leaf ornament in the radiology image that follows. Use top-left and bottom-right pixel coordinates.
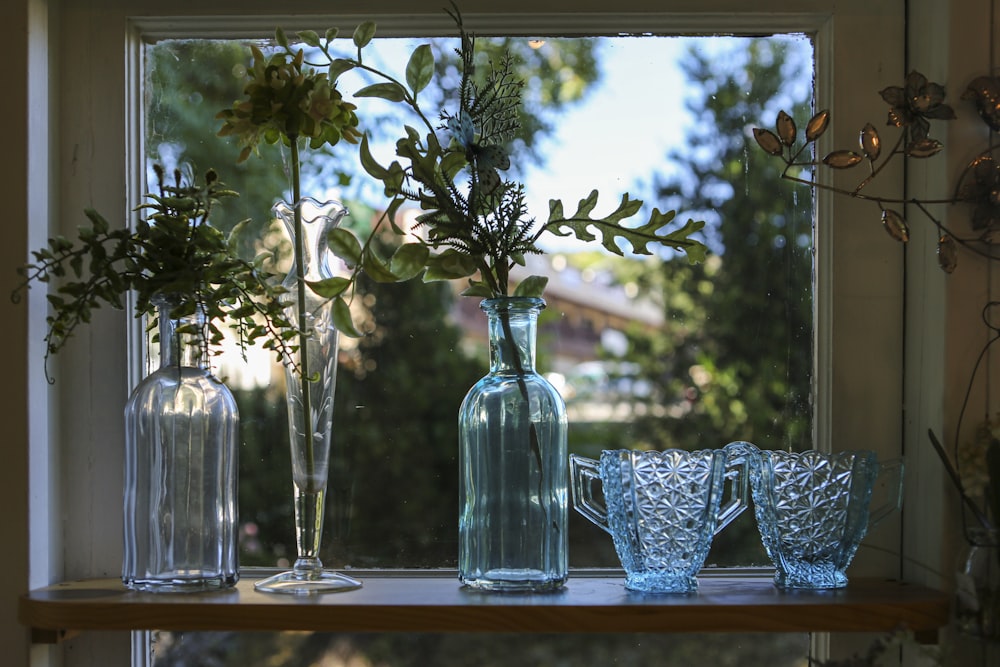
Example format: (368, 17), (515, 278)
(823, 150), (863, 169)
(805, 110), (830, 141)
(879, 70), (955, 148)
(962, 76), (1000, 133)
(938, 234), (958, 273)
(959, 155), (1000, 230)
(881, 209), (909, 243)
(860, 123), (881, 161)
(776, 110), (797, 146)
(752, 127), (784, 156)
(749, 71), (980, 272)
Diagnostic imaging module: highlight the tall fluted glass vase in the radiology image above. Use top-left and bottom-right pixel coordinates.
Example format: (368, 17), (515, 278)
(254, 198), (361, 595)
(123, 296), (239, 592)
(458, 297), (569, 591)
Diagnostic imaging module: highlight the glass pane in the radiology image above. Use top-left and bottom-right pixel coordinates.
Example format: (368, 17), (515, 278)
(143, 32), (813, 574)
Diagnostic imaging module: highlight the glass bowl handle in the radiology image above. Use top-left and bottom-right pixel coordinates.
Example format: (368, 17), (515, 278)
(717, 442), (754, 533)
(569, 454), (610, 534)
(870, 457), (904, 527)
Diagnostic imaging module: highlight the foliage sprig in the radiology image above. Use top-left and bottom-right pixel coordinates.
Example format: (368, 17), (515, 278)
(13, 166), (292, 382)
(239, 5), (706, 334)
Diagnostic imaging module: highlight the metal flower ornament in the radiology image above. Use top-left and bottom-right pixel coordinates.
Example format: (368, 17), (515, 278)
(753, 70), (1000, 273)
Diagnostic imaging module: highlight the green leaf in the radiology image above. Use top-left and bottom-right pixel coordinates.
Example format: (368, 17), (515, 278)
(328, 228), (362, 265)
(361, 248), (399, 283)
(275, 27), (289, 48)
(352, 21), (376, 48)
(355, 82), (407, 103)
(359, 135), (389, 179)
(325, 27), (340, 42)
(84, 208), (109, 234)
(405, 44), (435, 95)
(423, 250), (477, 281)
(328, 58), (355, 82)
(307, 276), (351, 299)
(513, 275), (548, 297)
(389, 243), (429, 280)
(332, 296), (363, 337)
(297, 30), (321, 47)
(545, 191), (706, 262)
(460, 281), (495, 298)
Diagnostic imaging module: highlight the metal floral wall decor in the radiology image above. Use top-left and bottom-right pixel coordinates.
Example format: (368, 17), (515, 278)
(753, 70), (1000, 273)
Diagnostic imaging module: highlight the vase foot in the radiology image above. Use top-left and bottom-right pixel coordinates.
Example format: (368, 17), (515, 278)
(253, 569), (362, 595)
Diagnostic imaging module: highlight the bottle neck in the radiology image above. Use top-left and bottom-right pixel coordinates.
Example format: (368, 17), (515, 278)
(484, 298), (544, 374)
(156, 301), (207, 370)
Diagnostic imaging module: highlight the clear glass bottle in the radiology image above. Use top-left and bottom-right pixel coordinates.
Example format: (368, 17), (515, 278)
(122, 296), (239, 592)
(458, 297), (568, 591)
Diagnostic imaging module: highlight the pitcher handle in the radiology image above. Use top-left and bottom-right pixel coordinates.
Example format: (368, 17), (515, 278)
(569, 454), (611, 534)
(869, 457), (904, 527)
(717, 441), (755, 533)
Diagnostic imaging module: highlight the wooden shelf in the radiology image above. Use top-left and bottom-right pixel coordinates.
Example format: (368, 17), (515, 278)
(20, 572), (949, 643)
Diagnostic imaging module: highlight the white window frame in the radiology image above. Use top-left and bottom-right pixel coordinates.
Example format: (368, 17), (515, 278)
(9, 0), (970, 665)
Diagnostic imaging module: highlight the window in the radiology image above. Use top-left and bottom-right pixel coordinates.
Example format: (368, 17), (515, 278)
(143, 32), (814, 574)
(14, 1), (919, 666)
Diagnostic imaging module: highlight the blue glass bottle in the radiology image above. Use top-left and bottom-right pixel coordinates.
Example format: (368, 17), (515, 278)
(458, 297), (568, 591)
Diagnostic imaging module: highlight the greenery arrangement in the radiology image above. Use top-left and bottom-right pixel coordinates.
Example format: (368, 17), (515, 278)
(11, 166), (288, 381)
(217, 5), (707, 339)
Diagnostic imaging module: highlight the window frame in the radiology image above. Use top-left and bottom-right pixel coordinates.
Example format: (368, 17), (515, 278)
(12, 0), (940, 665)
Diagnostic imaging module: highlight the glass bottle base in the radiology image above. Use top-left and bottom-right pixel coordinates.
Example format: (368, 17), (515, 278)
(254, 569), (362, 595)
(124, 572), (238, 593)
(460, 568), (566, 593)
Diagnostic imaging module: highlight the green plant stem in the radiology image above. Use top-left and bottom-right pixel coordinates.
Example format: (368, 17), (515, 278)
(498, 307), (546, 530)
(289, 138), (317, 491)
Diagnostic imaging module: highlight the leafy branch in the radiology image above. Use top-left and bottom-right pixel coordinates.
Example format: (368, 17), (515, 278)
(272, 4), (706, 310)
(12, 166), (294, 382)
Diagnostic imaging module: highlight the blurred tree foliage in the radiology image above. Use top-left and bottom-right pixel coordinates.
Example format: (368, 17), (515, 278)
(645, 37), (814, 451)
(624, 38), (814, 565)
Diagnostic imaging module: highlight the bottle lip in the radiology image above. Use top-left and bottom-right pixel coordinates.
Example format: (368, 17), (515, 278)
(480, 296), (546, 313)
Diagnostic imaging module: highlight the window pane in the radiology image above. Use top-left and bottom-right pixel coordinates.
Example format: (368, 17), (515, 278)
(143, 32), (813, 573)
(151, 631), (811, 666)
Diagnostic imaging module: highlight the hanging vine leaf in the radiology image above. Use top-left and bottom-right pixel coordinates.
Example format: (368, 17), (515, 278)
(405, 44), (435, 94)
(881, 209), (909, 242)
(860, 123), (881, 160)
(753, 128), (784, 156)
(389, 243), (430, 280)
(332, 296), (362, 338)
(355, 82), (407, 102)
(822, 150), (864, 169)
(352, 21), (376, 48)
(776, 110), (797, 146)
(805, 110), (830, 141)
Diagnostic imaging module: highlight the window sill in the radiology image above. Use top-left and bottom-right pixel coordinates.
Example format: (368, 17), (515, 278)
(19, 572), (948, 643)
